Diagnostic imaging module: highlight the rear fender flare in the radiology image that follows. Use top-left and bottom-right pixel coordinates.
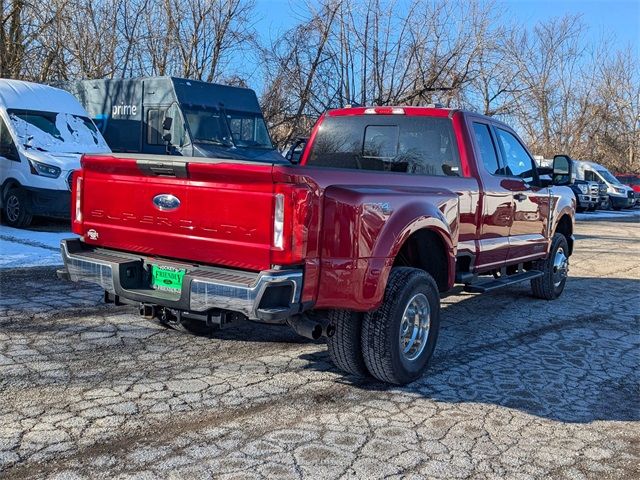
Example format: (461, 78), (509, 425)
(363, 202), (456, 303)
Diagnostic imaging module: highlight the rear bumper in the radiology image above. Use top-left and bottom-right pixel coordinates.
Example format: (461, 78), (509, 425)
(610, 195), (635, 209)
(59, 239), (303, 321)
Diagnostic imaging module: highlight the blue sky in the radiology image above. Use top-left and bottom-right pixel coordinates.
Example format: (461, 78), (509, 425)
(245, 0), (639, 94)
(253, 0), (639, 55)
(498, 0), (639, 53)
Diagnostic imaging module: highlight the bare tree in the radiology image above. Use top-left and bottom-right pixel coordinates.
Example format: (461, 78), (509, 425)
(0, 0), (26, 78)
(2, 0), (637, 172)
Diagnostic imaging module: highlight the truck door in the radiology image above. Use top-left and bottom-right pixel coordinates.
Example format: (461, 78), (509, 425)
(144, 103), (188, 155)
(492, 127), (549, 262)
(469, 121), (513, 269)
(144, 105), (171, 155)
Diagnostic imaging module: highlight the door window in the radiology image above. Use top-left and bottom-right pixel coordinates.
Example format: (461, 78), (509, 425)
(472, 123), (501, 175)
(146, 108), (163, 145)
(165, 103), (187, 147)
(0, 117), (19, 161)
(584, 170), (598, 182)
(495, 128), (536, 183)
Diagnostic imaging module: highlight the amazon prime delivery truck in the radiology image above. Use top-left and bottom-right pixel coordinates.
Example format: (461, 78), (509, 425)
(59, 77), (283, 162)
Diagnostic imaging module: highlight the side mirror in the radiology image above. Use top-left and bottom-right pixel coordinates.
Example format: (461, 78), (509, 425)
(285, 139), (307, 164)
(552, 154), (572, 186)
(163, 133), (173, 154)
(162, 117), (173, 131)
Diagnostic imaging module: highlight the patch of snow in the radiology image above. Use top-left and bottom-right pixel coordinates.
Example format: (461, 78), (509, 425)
(0, 226), (77, 269)
(0, 239), (63, 268)
(8, 112), (109, 154)
(576, 209), (640, 221)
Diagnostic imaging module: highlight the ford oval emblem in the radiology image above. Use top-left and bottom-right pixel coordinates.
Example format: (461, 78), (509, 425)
(152, 194), (181, 211)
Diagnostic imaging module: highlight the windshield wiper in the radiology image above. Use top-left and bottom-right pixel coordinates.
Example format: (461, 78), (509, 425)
(23, 144), (46, 152)
(197, 139), (234, 147)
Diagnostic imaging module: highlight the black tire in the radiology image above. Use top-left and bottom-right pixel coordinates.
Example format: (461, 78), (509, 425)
(576, 206), (586, 213)
(3, 188), (33, 228)
(587, 204), (597, 211)
(612, 205), (622, 211)
(531, 233), (569, 300)
(361, 267), (440, 385)
(326, 310), (368, 377)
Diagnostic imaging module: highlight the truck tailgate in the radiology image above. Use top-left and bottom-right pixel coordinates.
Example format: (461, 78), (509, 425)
(77, 155), (276, 271)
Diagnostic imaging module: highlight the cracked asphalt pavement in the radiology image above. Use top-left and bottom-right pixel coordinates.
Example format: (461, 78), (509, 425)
(0, 219), (638, 479)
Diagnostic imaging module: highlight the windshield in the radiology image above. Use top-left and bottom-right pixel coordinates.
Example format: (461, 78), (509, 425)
(7, 109), (108, 154)
(617, 175), (640, 186)
(182, 106), (273, 149)
(596, 168), (622, 185)
(182, 107), (233, 147)
(225, 110), (273, 149)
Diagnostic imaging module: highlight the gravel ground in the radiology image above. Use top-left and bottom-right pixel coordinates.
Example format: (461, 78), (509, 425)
(0, 219), (638, 479)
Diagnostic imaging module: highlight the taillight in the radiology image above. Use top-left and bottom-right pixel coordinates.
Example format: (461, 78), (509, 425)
(273, 193), (284, 249)
(71, 172), (83, 234)
(271, 184), (312, 265)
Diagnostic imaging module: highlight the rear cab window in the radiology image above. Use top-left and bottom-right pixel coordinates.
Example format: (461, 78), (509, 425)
(471, 122), (501, 175)
(306, 114), (462, 177)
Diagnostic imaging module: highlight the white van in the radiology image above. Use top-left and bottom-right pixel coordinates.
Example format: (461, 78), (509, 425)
(572, 160), (635, 210)
(0, 79), (110, 227)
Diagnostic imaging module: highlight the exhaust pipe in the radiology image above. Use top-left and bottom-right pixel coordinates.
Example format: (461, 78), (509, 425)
(287, 314), (323, 340)
(287, 314), (335, 340)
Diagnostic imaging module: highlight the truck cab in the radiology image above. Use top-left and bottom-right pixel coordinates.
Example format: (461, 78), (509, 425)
(59, 77), (284, 163)
(0, 80), (110, 227)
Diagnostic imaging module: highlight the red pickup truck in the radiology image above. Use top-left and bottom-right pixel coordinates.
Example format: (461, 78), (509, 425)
(59, 106), (575, 384)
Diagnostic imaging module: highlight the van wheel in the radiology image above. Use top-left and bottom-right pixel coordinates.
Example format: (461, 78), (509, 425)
(326, 310), (368, 377)
(3, 188), (33, 228)
(361, 267), (440, 385)
(531, 233), (569, 300)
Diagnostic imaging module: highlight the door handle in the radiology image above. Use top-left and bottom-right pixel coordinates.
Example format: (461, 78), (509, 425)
(514, 193), (527, 202)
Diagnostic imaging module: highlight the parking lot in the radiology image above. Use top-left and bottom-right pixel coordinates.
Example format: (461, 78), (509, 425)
(0, 217), (638, 479)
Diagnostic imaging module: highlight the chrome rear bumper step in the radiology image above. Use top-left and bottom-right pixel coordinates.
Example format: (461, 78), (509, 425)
(58, 238), (303, 321)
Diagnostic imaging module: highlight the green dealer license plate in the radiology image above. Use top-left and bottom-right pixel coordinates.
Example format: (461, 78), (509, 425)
(151, 265), (185, 293)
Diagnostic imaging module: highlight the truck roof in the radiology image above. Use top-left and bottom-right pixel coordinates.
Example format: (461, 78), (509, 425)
(327, 105), (457, 118)
(0, 79), (89, 116)
(61, 76), (263, 114)
(572, 159), (607, 170)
